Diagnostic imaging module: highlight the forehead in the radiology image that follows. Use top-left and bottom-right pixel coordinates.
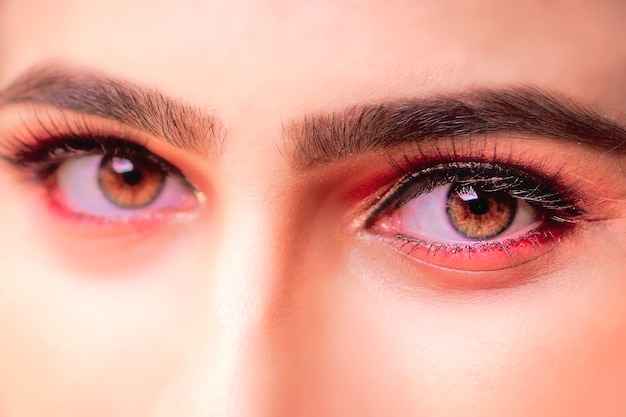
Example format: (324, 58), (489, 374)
(1, 0), (626, 117)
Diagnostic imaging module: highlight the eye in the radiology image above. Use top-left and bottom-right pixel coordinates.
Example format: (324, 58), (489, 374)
(387, 182), (537, 243)
(9, 136), (199, 223)
(49, 151), (196, 220)
(367, 162), (583, 271)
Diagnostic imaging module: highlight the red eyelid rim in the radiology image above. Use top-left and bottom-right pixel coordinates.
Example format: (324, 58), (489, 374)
(369, 225), (565, 276)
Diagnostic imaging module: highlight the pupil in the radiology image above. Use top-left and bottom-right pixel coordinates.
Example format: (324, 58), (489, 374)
(467, 196), (490, 215)
(121, 169), (143, 186)
(111, 157), (143, 186)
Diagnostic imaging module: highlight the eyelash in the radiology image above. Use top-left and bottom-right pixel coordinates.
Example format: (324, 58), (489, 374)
(361, 149), (588, 271)
(5, 134), (178, 181)
(2, 117), (147, 170)
(368, 160), (582, 221)
(0, 118), (196, 224)
(0, 114), (591, 269)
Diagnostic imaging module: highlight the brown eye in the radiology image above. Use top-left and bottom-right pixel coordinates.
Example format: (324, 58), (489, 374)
(98, 154), (166, 208)
(446, 184), (517, 240)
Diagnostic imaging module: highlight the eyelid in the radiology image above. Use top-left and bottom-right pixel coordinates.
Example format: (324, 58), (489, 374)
(365, 133), (611, 211)
(366, 160), (584, 225)
(0, 111), (208, 234)
(0, 110), (210, 185)
(337, 136), (623, 277)
(1, 110), (148, 161)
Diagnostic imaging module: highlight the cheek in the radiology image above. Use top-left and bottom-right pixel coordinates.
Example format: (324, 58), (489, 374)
(0, 256), (204, 416)
(302, 240), (626, 416)
(0, 170), (214, 415)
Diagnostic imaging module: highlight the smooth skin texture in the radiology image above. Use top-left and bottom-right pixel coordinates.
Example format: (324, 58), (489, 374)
(1, 1), (626, 416)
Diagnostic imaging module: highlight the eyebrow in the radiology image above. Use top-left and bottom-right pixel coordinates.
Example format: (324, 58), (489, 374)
(0, 66), (219, 155)
(289, 88), (626, 165)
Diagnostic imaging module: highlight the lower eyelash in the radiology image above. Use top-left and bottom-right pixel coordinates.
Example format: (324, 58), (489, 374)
(383, 227), (563, 276)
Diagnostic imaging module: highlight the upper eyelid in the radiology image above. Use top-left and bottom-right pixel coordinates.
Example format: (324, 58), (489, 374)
(363, 161), (584, 226)
(0, 112), (145, 162)
(0, 114), (190, 181)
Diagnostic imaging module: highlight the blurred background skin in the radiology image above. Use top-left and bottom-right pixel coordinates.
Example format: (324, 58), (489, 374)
(0, 0), (626, 416)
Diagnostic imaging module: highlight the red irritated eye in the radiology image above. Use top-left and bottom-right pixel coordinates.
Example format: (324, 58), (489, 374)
(366, 162), (583, 273)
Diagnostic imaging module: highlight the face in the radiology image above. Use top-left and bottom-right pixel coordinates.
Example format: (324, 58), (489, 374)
(1, 1), (626, 416)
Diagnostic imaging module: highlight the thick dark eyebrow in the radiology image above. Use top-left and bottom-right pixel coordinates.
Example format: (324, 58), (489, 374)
(289, 88), (626, 165)
(0, 66), (219, 154)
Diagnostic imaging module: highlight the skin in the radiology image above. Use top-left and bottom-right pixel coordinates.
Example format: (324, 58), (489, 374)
(1, 0), (626, 416)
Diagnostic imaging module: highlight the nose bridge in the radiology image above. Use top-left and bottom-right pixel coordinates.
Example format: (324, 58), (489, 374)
(169, 117), (334, 416)
(180, 186), (294, 417)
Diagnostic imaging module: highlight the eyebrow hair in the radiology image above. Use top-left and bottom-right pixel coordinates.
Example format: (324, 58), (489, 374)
(0, 66), (219, 154)
(289, 88), (626, 165)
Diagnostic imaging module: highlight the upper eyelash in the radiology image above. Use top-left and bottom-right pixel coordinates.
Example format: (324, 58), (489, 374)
(365, 160), (586, 228)
(2, 135), (178, 182)
(0, 118), (182, 182)
(1, 112), (138, 160)
(0, 114), (592, 224)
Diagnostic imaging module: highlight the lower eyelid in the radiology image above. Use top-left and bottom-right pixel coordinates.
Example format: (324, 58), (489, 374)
(369, 227), (564, 276)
